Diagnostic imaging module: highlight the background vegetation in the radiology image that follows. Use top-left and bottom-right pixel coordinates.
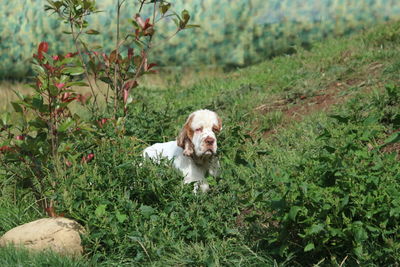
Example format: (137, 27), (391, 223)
(2, 0), (400, 78)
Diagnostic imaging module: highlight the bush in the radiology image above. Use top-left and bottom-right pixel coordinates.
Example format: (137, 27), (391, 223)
(244, 85), (400, 265)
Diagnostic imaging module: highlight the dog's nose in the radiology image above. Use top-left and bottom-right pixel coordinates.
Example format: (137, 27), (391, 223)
(205, 136), (215, 146)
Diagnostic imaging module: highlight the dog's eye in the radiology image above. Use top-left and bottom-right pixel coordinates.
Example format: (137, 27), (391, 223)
(212, 127), (219, 133)
(195, 127), (203, 133)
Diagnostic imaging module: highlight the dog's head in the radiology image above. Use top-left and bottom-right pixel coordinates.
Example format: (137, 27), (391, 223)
(177, 109), (222, 158)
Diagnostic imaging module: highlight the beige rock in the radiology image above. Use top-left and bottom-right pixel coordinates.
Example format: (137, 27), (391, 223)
(0, 217), (85, 256)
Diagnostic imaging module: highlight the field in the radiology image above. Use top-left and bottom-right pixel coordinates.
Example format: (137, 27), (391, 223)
(1, 20), (400, 266)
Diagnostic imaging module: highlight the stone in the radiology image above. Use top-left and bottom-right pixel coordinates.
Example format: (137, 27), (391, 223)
(0, 217), (85, 256)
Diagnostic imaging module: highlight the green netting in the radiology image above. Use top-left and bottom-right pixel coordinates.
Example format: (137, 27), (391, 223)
(1, 0), (400, 79)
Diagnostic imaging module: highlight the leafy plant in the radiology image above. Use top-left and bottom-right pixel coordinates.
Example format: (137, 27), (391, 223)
(45, 0), (198, 120)
(0, 42), (92, 213)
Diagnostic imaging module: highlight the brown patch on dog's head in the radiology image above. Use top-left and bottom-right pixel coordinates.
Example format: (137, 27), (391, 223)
(217, 116), (223, 132)
(177, 114), (195, 156)
(212, 116), (223, 133)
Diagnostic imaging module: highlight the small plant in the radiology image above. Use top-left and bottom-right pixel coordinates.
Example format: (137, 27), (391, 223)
(45, 0), (199, 121)
(0, 42), (92, 213)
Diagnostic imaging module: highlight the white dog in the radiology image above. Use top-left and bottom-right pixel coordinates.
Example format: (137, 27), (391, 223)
(142, 109), (222, 193)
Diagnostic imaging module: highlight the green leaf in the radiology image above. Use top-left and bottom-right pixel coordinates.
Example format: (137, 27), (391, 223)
(61, 57), (76, 65)
(57, 142), (72, 153)
(304, 242), (315, 252)
(32, 95), (44, 110)
(140, 205), (155, 219)
(159, 3), (171, 14)
(62, 66), (85, 76)
(340, 194), (349, 209)
(12, 89), (25, 100)
(381, 132), (400, 147)
(288, 206), (301, 221)
(66, 81), (89, 87)
(99, 76), (113, 85)
(363, 115), (379, 126)
(95, 204), (107, 217)
(48, 85), (59, 97)
(181, 10), (190, 23)
(30, 118), (47, 129)
(353, 225), (368, 243)
(43, 53), (54, 65)
(329, 114), (349, 123)
(58, 118), (74, 132)
(183, 24), (201, 29)
(308, 224), (324, 235)
(116, 211), (128, 223)
(32, 65), (46, 76)
(85, 29), (100, 35)
(11, 102), (23, 113)
(2, 112), (10, 125)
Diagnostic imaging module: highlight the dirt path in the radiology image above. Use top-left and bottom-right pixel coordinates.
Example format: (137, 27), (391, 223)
(255, 62), (384, 137)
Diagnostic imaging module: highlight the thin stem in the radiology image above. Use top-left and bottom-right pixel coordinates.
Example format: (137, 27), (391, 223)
(113, 0), (123, 118)
(138, 0), (145, 13)
(155, 13), (175, 24)
(69, 16), (99, 114)
(149, 29), (180, 48)
(152, 1), (157, 25)
(45, 74), (57, 161)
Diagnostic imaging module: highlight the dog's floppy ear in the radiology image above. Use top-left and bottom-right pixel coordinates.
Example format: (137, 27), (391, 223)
(177, 114), (194, 156)
(217, 116), (223, 132)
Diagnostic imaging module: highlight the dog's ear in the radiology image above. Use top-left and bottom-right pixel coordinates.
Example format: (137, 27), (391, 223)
(217, 116), (223, 132)
(177, 114), (194, 156)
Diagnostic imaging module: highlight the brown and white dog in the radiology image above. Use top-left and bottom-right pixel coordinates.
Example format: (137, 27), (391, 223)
(142, 109), (222, 193)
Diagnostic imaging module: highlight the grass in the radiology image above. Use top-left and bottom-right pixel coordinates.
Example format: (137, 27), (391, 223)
(1, 20), (400, 265)
(0, 245), (92, 267)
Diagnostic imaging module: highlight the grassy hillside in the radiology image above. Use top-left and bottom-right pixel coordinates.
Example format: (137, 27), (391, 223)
(1, 20), (400, 266)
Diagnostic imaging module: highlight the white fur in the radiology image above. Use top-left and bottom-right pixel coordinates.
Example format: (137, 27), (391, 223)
(142, 110), (221, 193)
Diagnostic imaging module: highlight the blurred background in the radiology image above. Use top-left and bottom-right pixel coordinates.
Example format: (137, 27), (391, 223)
(1, 0), (400, 80)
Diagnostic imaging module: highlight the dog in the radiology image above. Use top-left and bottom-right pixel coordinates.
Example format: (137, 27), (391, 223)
(142, 109), (222, 193)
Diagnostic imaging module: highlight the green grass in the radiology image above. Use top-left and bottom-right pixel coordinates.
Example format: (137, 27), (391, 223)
(1, 20), (400, 265)
(0, 245), (92, 267)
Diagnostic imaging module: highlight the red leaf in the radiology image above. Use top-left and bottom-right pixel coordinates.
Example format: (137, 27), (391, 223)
(128, 48), (134, 59)
(143, 18), (152, 30)
(45, 206), (57, 217)
(37, 42), (49, 60)
(135, 14), (146, 28)
(87, 153), (94, 161)
(65, 52), (77, 58)
(147, 63), (157, 70)
(44, 63), (55, 72)
(81, 153), (94, 163)
(38, 42), (49, 53)
(52, 55), (60, 60)
(123, 80), (138, 91)
(55, 83), (66, 89)
(97, 118), (109, 128)
(123, 88), (129, 104)
(15, 135), (25, 141)
(0, 145), (13, 153)
(76, 92), (91, 104)
(61, 92), (72, 102)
